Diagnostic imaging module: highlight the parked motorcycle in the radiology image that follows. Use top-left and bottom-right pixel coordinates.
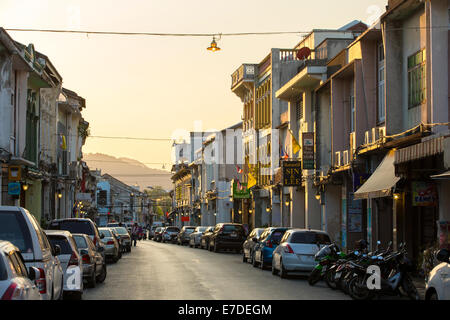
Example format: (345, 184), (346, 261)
(348, 243), (419, 300)
(308, 243), (344, 286)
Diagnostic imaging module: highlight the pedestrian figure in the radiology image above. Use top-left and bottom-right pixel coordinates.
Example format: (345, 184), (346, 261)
(131, 223), (139, 246)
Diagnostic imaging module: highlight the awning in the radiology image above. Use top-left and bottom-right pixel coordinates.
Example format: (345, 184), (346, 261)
(395, 136), (444, 164)
(354, 150), (400, 199)
(430, 170), (450, 180)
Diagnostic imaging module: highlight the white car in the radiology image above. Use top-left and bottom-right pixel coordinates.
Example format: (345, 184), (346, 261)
(271, 229), (331, 278)
(45, 230), (84, 300)
(0, 240), (42, 300)
(0, 206), (64, 300)
(426, 249), (450, 300)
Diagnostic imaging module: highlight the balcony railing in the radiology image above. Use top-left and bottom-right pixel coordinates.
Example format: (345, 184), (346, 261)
(231, 64), (257, 89)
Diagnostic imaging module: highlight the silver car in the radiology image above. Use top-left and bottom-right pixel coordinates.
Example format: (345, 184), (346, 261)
(189, 227), (209, 248)
(0, 240), (42, 300)
(99, 228), (120, 263)
(45, 230), (83, 300)
(271, 229), (331, 278)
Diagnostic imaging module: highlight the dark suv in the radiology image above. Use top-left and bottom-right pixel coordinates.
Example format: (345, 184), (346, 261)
(47, 218), (105, 252)
(208, 223), (246, 253)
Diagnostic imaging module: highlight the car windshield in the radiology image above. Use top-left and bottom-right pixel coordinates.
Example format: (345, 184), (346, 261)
(0, 211), (33, 254)
(107, 223), (119, 227)
(166, 227), (179, 232)
(155, 228), (162, 232)
(49, 220), (94, 236)
(197, 227), (207, 232)
(223, 225), (243, 233)
(290, 232), (331, 244)
(99, 229), (112, 237)
(269, 230), (287, 243)
(73, 235), (88, 249)
(255, 229), (265, 237)
(185, 228), (195, 233)
(115, 227), (129, 235)
(47, 236), (73, 255)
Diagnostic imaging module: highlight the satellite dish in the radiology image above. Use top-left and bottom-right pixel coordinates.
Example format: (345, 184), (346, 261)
(296, 47), (311, 60)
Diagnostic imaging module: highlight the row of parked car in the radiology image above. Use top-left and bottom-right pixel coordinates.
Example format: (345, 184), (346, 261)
(0, 206), (135, 300)
(152, 223), (332, 276)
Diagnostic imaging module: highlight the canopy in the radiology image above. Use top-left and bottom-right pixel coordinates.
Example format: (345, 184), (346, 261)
(354, 150), (400, 200)
(430, 170), (450, 180)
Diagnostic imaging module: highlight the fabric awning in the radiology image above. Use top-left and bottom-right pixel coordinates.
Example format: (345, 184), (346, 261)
(430, 170), (450, 180)
(354, 150), (400, 199)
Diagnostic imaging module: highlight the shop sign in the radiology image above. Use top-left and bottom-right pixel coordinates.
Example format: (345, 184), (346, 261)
(302, 132), (314, 170)
(181, 216), (190, 222)
(232, 181), (250, 199)
(8, 182), (21, 196)
(412, 181), (438, 206)
(282, 160), (302, 186)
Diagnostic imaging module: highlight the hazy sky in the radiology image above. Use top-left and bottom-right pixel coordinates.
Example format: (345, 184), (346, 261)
(1, 0), (387, 170)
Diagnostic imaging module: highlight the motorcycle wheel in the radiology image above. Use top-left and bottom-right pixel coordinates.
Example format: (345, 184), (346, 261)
(308, 268), (322, 286)
(402, 275), (420, 300)
(348, 275), (373, 300)
(325, 269), (338, 290)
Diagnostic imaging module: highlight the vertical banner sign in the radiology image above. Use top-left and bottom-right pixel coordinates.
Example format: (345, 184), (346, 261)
(302, 132), (314, 170)
(282, 161), (302, 186)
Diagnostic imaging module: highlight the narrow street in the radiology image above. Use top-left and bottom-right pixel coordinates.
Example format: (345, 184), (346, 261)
(84, 240), (348, 300)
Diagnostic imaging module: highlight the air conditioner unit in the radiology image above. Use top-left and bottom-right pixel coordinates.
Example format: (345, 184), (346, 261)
(343, 150), (349, 166)
(334, 151), (341, 167)
(364, 131), (370, 145)
(349, 132), (356, 154)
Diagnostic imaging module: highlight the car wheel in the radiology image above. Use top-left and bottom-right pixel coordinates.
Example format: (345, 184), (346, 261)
(428, 291), (438, 300)
(271, 263), (278, 275)
(213, 241), (219, 253)
(88, 268), (96, 288)
(252, 253), (259, 268)
(279, 259), (288, 279)
(260, 259), (265, 270)
(96, 264), (107, 283)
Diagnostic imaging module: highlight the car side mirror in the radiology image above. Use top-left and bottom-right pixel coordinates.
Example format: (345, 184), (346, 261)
(100, 234), (105, 239)
(28, 266), (39, 281)
(252, 237), (258, 242)
(97, 246), (105, 253)
(80, 249), (88, 255)
(53, 244), (61, 256)
(436, 249), (450, 263)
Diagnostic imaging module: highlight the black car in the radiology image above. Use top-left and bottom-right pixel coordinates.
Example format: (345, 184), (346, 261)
(177, 226), (196, 245)
(200, 227), (215, 250)
(208, 223), (246, 253)
(242, 228), (266, 263)
(47, 218), (105, 253)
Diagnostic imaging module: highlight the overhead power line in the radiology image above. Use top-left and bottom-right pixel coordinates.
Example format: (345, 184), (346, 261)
(5, 26), (450, 38)
(5, 29), (309, 37)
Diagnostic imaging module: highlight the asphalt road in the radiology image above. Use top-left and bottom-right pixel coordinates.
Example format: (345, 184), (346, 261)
(83, 239), (348, 300)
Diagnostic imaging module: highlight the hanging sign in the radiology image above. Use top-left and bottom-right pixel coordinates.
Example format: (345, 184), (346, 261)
(302, 132), (314, 170)
(282, 160), (302, 186)
(412, 181), (438, 206)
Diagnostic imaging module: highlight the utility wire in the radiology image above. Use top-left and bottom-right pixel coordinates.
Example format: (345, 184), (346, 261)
(5, 26), (450, 37)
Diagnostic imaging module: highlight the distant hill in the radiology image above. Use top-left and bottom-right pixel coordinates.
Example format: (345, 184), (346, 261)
(83, 153), (172, 191)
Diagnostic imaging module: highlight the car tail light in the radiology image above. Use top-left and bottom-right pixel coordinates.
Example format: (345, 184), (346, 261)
(283, 244), (294, 254)
(36, 268), (46, 294)
(107, 240), (114, 245)
(68, 251), (79, 266)
(265, 240), (273, 248)
(82, 254), (91, 264)
(1, 283), (21, 300)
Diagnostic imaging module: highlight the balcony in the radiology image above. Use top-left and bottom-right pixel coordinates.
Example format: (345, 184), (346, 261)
(231, 64), (258, 101)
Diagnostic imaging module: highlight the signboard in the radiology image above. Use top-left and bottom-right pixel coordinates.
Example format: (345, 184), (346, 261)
(282, 161), (302, 186)
(302, 132), (314, 170)
(232, 181), (250, 199)
(412, 181), (438, 206)
(8, 166), (21, 181)
(76, 193), (92, 201)
(181, 216), (190, 222)
(8, 182), (21, 196)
